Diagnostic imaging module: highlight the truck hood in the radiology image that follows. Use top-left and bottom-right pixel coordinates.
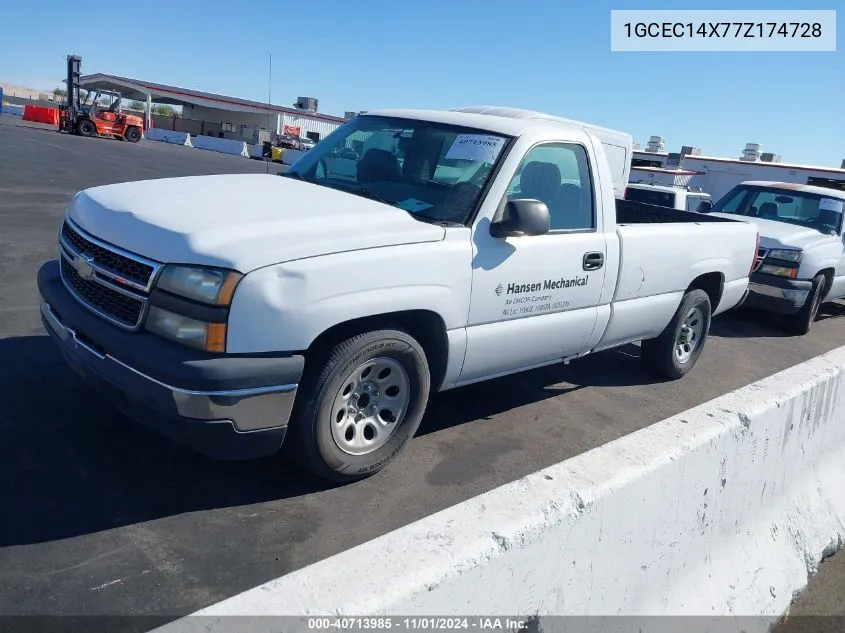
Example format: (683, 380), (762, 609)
(66, 174), (445, 272)
(710, 213), (835, 251)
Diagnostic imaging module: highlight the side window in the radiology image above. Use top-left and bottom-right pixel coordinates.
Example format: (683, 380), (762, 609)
(506, 143), (595, 231)
(686, 195), (704, 212)
(748, 191), (801, 219)
(713, 187), (750, 214)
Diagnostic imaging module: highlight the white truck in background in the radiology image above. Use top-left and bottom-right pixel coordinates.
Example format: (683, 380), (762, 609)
(708, 181), (845, 334)
(37, 107), (759, 482)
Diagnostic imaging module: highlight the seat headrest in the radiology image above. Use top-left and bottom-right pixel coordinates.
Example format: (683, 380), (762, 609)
(357, 148), (401, 183)
(520, 161), (561, 202)
(758, 202), (779, 217)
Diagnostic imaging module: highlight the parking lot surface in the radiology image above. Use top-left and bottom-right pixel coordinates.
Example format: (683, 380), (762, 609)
(2, 119), (844, 624)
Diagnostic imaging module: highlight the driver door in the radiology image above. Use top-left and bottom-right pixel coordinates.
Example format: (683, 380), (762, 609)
(459, 141), (607, 383)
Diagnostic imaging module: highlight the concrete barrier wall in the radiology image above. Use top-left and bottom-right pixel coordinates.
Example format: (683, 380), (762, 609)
(281, 148), (306, 165)
(248, 143), (267, 159)
(144, 128), (192, 146)
(191, 135), (249, 157)
(159, 345), (845, 633)
(1, 104), (25, 116)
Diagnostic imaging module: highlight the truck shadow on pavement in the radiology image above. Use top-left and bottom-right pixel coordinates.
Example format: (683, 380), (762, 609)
(0, 335), (331, 548)
(0, 304), (828, 547)
(710, 302), (845, 338)
(0, 334), (656, 547)
(417, 342), (648, 437)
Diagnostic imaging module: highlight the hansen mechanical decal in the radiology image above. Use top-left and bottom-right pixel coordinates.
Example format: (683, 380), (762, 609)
(495, 275), (590, 296)
(495, 275), (590, 317)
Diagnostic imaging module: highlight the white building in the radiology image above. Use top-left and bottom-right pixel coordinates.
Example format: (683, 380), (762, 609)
(77, 73), (349, 144)
(683, 153), (845, 202)
(633, 134), (845, 202)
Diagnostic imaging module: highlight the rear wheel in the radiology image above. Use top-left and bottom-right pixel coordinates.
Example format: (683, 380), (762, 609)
(124, 126), (142, 143)
(784, 274), (825, 335)
(641, 289), (712, 380)
(288, 328), (431, 483)
(76, 119), (96, 137)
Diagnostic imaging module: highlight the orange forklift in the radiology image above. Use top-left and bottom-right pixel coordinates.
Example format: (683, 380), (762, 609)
(59, 55), (144, 143)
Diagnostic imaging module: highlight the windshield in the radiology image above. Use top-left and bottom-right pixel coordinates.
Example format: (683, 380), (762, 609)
(711, 185), (844, 235)
(284, 115), (512, 224)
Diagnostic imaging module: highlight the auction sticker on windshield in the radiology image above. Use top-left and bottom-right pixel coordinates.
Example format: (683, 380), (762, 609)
(819, 198), (844, 214)
(445, 134), (506, 164)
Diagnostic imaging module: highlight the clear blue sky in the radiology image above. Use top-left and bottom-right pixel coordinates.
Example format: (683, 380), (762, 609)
(1, 0), (842, 166)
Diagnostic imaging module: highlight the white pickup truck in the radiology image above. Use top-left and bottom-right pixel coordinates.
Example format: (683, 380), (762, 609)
(37, 106), (759, 482)
(708, 181), (845, 334)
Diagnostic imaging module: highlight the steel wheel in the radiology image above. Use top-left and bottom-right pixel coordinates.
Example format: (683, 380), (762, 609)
(675, 306), (704, 364)
(330, 357), (411, 456)
(786, 273), (826, 335)
(77, 120), (96, 137)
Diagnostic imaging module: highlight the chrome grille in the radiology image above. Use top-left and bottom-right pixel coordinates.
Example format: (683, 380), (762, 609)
(58, 218), (162, 330)
(60, 257), (145, 328)
(60, 220), (156, 290)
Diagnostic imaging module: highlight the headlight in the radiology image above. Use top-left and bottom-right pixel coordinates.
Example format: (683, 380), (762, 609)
(145, 305), (227, 352)
(157, 265), (243, 305)
(759, 264), (799, 279)
(768, 249), (803, 263)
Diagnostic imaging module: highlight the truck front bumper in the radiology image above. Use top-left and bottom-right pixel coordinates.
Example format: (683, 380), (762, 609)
(743, 273), (813, 315)
(37, 260), (304, 460)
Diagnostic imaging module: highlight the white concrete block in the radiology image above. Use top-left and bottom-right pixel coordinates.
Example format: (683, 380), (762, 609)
(155, 346), (845, 633)
(1, 104), (25, 116)
(192, 135), (249, 157)
(144, 128), (192, 146)
(248, 143), (267, 159)
(281, 148), (305, 165)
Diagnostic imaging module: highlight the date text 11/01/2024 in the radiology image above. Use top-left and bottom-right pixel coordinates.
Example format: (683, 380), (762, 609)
(307, 617), (532, 631)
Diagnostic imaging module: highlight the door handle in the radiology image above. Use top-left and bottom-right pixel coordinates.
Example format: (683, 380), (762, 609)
(583, 252), (604, 271)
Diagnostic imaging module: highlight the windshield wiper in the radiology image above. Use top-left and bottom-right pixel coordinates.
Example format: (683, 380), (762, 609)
(355, 187), (398, 206)
(327, 183), (398, 207)
(280, 170), (304, 180)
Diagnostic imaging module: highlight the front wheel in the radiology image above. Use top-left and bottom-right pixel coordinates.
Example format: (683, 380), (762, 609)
(76, 119), (97, 137)
(784, 274), (825, 335)
(641, 289), (712, 380)
(288, 329), (431, 483)
(124, 126), (142, 143)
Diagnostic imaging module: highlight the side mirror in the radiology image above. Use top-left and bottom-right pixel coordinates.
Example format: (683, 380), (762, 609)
(490, 199), (551, 238)
(696, 200), (713, 213)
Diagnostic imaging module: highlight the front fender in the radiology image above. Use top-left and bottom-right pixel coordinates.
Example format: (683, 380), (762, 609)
(798, 248), (840, 281)
(226, 238), (472, 354)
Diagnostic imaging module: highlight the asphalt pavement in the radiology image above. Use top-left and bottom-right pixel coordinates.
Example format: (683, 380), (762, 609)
(1, 118), (844, 626)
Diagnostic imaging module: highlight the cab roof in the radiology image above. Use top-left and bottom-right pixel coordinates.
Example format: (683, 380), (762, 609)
(361, 107), (630, 141)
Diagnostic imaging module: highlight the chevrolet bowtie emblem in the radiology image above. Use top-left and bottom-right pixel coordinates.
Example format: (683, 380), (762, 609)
(72, 254), (96, 280)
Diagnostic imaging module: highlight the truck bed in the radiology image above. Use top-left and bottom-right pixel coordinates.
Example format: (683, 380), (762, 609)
(616, 199), (734, 224)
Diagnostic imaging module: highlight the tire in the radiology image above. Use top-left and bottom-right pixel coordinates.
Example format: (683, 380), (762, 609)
(784, 274), (825, 335)
(124, 126), (142, 143)
(76, 119), (96, 137)
(641, 289), (712, 380)
(287, 329), (431, 483)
